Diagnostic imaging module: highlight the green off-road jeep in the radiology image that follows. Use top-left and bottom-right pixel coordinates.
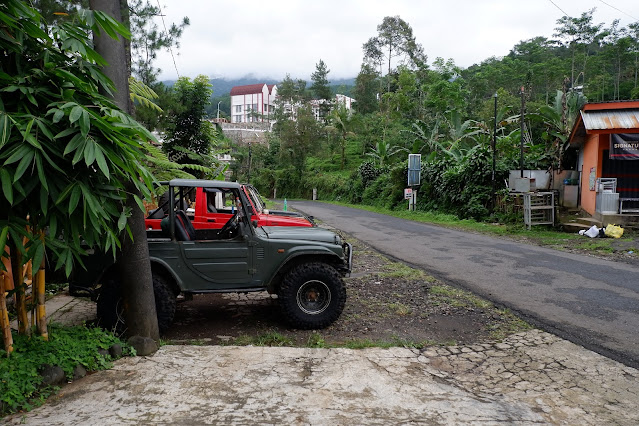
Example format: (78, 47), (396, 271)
(73, 179), (352, 333)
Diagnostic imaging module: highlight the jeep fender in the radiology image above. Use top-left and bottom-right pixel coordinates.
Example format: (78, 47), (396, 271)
(266, 247), (345, 294)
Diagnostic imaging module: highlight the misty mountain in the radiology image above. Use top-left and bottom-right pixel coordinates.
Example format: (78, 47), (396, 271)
(162, 76), (356, 97)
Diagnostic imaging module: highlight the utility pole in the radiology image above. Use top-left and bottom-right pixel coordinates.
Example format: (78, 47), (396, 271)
(89, 0), (159, 351)
(492, 92), (497, 215)
(520, 86), (525, 178)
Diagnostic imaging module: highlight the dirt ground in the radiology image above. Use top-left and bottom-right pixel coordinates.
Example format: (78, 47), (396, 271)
(162, 236), (528, 347)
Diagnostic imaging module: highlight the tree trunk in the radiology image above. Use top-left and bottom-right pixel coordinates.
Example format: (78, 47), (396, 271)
(89, 0), (159, 342)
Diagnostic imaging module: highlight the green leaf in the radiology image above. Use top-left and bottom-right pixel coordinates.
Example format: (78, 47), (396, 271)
(94, 145), (110, 179)
(51, 108), (65, 123)
(0, 112), (11, 149)
(0, 226), (8, 261)
(0, 168), (12, 204)
(54, 127), (77, 139)
(117, 211), (127, 232)
(13, 150), (35, 182)
(32, 240), (45, 271)
(79, 110), (90, 137)
(69, 105), (83, 124)
(35, 153), (48, 192)
(63, 133), (85, 156)
(69, 185), (81, 215)
(40, 186), (48, 216)
(84, 137), (96, 165)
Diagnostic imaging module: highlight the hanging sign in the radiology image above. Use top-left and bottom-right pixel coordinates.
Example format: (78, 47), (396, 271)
(610, 133), (639, 160)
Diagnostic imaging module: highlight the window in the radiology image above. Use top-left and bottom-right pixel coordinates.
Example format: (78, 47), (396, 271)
(245, 104), (251, 111)
(252, 103), (258, 111)
(234, 115), (242, 122)
(264, 103), (269, 112)
(235, 105), (242, 113)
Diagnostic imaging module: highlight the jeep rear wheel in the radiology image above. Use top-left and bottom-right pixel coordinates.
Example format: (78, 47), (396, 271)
(96, 274), (177, 335)
(279, 262), (346, 329)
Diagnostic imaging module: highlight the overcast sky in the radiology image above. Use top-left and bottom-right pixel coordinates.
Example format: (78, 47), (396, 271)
(152, 0), (638, 82)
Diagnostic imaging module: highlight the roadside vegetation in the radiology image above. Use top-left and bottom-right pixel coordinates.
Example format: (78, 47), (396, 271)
(0, 324), (133, 417)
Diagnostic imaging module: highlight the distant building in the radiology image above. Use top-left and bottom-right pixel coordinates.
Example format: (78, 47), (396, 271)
(307, 94), (357, 121)
(230, 84), (277, 124)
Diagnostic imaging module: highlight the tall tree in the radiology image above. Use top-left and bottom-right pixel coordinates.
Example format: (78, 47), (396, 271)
(362, 16), (427, 93)
(554, 9), (603, 89)
(128, 0), (189, 85)
(353, 63), (380, 114)
(310, 59), (333, 122)
(89, 0), (159, 346)
(162, 75), (217, 165)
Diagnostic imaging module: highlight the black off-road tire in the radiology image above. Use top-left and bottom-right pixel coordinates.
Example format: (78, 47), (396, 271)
(153, 275), (177, 334)
(96, 274), (177, 335)
(279, 262), (346, 330)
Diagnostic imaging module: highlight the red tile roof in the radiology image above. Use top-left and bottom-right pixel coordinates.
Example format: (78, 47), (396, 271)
(230, 84), (268, 96)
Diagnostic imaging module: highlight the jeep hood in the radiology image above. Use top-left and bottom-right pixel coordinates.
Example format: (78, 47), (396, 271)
(260, 226), (340, 244)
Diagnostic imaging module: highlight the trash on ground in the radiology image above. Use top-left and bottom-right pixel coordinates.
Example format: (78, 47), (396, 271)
(604, 224), (624, 239)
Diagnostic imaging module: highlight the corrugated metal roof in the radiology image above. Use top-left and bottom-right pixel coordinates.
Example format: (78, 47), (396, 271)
(230, 84), (267, 96)
(581, 110), (639, 131)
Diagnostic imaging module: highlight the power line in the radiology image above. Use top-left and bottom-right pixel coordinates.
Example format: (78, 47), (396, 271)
(155, 0), (180, 79)
(597, 0), (639, 21)
(548, 0), (569, 17)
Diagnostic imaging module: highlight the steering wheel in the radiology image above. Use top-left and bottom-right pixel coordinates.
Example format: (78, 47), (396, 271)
(218, 211), (239, 239)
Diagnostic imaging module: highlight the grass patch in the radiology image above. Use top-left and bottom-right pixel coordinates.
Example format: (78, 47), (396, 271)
(429, 284), (493, 310)
(488, 309), (534, 341)
(388, 302), (412, 316)
(380, 261), (434, 281)
(233, 331), (293, 347)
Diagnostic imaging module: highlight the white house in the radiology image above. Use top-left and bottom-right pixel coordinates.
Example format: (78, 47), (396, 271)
(309, 94), (356, 120)
(230, 84), (277, 124)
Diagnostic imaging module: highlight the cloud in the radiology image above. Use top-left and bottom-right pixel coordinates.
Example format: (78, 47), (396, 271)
(152, 0), (638, 81)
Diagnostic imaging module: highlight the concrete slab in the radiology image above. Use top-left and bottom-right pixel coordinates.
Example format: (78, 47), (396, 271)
(5, 330), (638, 425)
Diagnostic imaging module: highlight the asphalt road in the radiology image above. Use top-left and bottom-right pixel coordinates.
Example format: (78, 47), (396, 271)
(292, 201), (639, 368)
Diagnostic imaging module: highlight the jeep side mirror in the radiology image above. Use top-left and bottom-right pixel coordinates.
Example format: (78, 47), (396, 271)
(252, 219), (258, 228)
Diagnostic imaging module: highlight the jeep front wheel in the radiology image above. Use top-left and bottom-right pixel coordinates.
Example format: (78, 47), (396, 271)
(279, 262), (346, 329)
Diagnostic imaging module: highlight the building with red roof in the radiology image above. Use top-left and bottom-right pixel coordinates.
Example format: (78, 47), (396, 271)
(230, 84), (277, 124)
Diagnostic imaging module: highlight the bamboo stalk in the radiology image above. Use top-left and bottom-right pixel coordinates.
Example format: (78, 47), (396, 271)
(1, 251), (14, 355)
(10, 246), (29, 336)
(36, 233), (48, 340)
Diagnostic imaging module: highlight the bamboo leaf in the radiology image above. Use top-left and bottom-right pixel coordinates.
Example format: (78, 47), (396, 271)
(94, 145), (110, 179)
(0, 168), (13, 204)
(31, 241), (45, 274)
(117, 210), (127, 232)
(13, 150), (35, 182)
(84, 137), (96, 165)
(69, 185), (81, 215)
(52, 109), (65, 123)
(35, 153), (48, 192)
(0, 227), (8, 261)
(69, 105), (83, 124)
(79, 110), (90, 137)
(0, 112), (11, 149)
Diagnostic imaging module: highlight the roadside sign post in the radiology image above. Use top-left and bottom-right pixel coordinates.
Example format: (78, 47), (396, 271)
(407, 154), (421, 211)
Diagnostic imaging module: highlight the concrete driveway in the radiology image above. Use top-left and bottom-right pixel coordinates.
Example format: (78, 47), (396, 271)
(292, 201), (639, 368)
(6, 329), (639, 425)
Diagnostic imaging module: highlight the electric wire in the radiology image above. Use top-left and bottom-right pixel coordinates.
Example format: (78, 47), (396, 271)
(155, 0), (180, 79)
(597, 0), (638, 21)
(548, 0), (570, 17)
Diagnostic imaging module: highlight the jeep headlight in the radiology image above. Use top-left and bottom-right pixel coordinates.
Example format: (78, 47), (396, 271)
(334, 234), (341, 245)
